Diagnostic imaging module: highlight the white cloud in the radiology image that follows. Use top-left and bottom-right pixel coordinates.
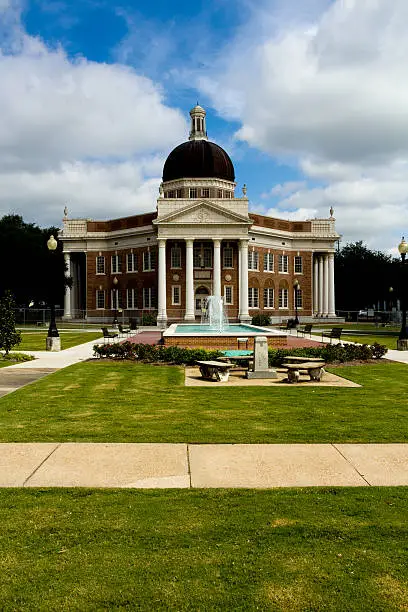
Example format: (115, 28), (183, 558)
(198, 0), (408, 250)
(0, 3), (187, 225)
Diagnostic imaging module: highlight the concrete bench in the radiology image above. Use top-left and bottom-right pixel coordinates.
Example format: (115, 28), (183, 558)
(282, 361), (326, 383)
(284, 356), (323, 364)
(196, 360), (234, 382)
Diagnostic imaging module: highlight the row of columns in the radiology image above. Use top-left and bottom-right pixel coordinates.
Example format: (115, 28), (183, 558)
(313, 253), (335, 317)
(157, 238), (251, 325)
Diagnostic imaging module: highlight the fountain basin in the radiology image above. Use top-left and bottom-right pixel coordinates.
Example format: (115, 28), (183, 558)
(162, 323), (287, 350)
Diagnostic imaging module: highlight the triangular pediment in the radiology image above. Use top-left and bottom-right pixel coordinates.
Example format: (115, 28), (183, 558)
(154, 200), (252, 226)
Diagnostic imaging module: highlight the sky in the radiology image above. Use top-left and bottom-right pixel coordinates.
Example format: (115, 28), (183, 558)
(0, 0), (408, 253)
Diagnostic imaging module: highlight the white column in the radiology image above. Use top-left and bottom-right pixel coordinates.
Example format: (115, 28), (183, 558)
(63, 252), (72, 319)
(157, 239), (167, 327)
(318, 255), (324, 317)
(313, 255), (319, 317)
(328, 253), (336, 317)
(213, 239), (221, 297)
(185, 239), (195, 321)
(239, 239), (250, 322)
(323, 254), (329, 317)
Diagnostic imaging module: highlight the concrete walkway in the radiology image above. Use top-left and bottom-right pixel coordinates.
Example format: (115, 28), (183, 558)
(2, 442), (408, 488)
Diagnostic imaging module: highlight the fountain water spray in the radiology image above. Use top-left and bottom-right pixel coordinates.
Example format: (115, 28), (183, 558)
(201, 296), (229, 332)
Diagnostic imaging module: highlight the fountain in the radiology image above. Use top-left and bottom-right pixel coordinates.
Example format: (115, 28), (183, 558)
(201, 296), (229, 332)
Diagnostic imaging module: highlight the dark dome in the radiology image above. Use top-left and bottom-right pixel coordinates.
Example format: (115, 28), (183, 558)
(162, 140), (235, 183)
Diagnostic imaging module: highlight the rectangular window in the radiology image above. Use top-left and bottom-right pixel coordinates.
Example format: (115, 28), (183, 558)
(248, 250), (259, 270)
(189, 188), (197, 198)
(127, 253), (138, 273)
(278, 255), (288, 273)
(143, 250), (156, 272)
(143, 287), (157, 309)
(264, 287), (274, 308)
(223, 246), (233, 268)
(202, 188), (210, 198)
(279, 288), (289, 308)
(225, 191), (232, 198)
(224, 285), (233, 305)
(203, 248), (212, 268)
(96, 290), (105, 309)
(248, 287), (259, 308)
(193, 248), (201, 268)
(264, 253), (274, 272)
(171, 246), (181, 269)
(217, 189), (223, 198)
(126, 288), (137, 309)
(111, 289), (119, 310)
(176, 189), (183, 198)
(294, 256), (303, 274)
(172, 285), (181, 305)
(294, 288), (303, 308)
(167, 190), (175, 198)
(96, 256), (105, 274)
(111, 254), (122, 274)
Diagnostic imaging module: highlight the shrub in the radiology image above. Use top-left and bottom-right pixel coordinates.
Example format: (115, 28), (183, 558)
(371, 342), (388, 359)
(251, 314), (271, 327)
(140, 313), (158, 326)
(0, 290), (21, 354)
(0, 352), (35, 362)
(93, 342), (223, 365)
(268, 342), (388, 366)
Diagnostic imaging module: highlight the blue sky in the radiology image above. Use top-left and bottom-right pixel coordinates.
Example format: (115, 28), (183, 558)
(1, 0), (408, 252)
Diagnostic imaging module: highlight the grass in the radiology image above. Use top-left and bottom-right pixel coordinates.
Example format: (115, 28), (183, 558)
(341, 334), (399, 350)
(0, 360), (408, 443)
(17, 331), (103, 351)
(1, 488), (408, 611)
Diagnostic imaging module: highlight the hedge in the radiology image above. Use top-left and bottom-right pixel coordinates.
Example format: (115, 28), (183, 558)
(268, 342), (388, 366)
(93, 342), (223, 365)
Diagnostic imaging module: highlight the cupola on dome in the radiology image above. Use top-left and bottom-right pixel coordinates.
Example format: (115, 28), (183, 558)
(162, 105), (235, 183)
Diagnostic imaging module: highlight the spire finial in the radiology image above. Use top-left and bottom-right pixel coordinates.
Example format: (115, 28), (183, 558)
(329, 206), (334, 218)
(189, 104), (208, 141)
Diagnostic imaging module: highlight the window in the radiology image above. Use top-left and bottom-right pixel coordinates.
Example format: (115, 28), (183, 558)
(248, 287), (259, 308)
(248, 250), (259, 270)
(264, 287), (274, 308)
(279, 288), (289, 308)
(224, 285), (233, 305)
(203, 248), (212, 268)
(96, 290), (105, 309)
(111, 289), (119, 310)
(264, 253), (274, 272)
(176, 189), (183, 198)
(294, 288), (303, 308)
(278, 254), (288, 273)
(172, 285), (181, 305)
(127, 288), (137, 309)
(96, 256), (105, 274)
(127, 253), (138, 273)
(294, 256), (303, 274)
(167, 190), (175, 198)
(223, 246), (233, 268)
(217, 189), (223, 198)
(111, 254), (122, 274)
(189, 188), (197, 198)
(143, 287), (156, 309)
(225, 191), (232, 199)
(202, 188), (210, 198)
(143, 250), (156, 272)
(171, 246), (181, 269)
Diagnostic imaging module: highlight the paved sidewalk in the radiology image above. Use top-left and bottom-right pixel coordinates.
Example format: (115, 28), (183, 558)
(1, 443), (408, 488)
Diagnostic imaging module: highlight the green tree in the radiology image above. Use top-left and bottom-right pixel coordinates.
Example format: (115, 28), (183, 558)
(0, 290), (21, 354)
(335, 241), (399, 312)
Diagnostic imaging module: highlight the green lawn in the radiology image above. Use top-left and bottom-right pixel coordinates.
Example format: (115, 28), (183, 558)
(1, 488), (408, 611)
(0, 360), (407, 443)
(341, 334), (399, 349)
(17, 331), (103, 351)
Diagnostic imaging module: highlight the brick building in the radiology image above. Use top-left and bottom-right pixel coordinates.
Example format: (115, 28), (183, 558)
(60, 105), (340, 324)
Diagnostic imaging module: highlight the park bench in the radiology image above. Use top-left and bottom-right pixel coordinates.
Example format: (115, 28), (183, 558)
(282, 361), (326, 383)
(279, 319), (297, 332)
(101, 327), (119, 344)
(296, 323), (313, 337)
(196, 360), (234, 382)
(321, 327), (343, 344)
(118, 323), (131, 337)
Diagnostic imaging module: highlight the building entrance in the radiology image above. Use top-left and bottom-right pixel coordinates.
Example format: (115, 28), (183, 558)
(195, 286), (210, 317)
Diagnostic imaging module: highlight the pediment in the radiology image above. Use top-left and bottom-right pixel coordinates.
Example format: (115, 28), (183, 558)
(155, 200), (252, 226)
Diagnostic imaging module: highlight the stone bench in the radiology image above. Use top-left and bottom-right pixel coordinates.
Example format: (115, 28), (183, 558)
(196, 361), (234, 382)
(282, 361), (326, 383)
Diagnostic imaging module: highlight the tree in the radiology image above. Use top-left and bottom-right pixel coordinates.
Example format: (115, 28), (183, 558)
(0, 290), (21, 354)
(335, 241), (399, 312)
(0, 215), (67, 306)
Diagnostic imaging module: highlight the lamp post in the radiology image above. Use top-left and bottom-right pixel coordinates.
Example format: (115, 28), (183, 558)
(397, 237), (408, 350)
(46, 235), (61, 351)
(293, 279), (300, 326)
(112, 276), (119, 326)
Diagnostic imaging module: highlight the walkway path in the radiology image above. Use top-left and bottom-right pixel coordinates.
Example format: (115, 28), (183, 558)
(2, 442), (408, 488)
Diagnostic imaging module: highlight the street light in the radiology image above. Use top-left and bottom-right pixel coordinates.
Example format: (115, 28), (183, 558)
(397, 237), (408, 350)
(112, 276), (119, 326)
(46, 235), (61, 351)
(293, 279), (300, 326)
